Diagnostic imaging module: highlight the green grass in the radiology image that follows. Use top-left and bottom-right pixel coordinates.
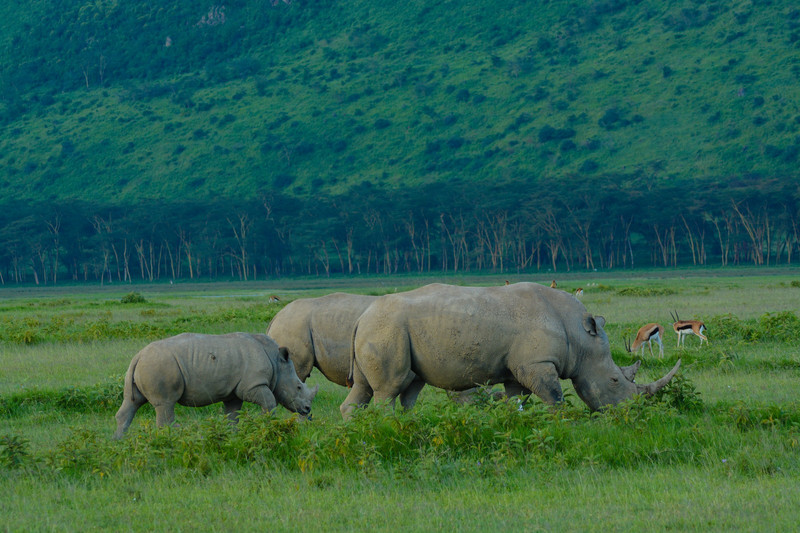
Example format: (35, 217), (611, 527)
(3, 465), (796, 532)
(2, 271), (800, 529)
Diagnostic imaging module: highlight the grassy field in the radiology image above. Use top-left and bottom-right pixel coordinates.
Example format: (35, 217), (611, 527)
(2, 269), (800, 531)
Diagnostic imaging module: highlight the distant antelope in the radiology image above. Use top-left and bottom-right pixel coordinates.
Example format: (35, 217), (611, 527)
(268, 295), (281, 303)
(574, 287), (584, 298)
(624, 323), (665, 358)
(550, 280), (557, 289)
(670, 311), (708, 347)
(504, 280), (510, 286)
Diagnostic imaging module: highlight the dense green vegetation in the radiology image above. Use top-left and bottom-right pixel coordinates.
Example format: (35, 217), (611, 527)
(1, 1), (799, 283)
(1, 274), (799, 529)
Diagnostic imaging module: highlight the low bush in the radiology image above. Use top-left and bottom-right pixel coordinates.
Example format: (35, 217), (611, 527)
(121, 292), (147, 304)
(0, 435), (32, 469)
(706, 311), (800, 343)
(0, 380), (122, 418)
(616, 287), (677, 297)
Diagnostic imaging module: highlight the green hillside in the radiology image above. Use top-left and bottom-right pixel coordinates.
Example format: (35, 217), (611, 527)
(0, 0), (798, 282)
(2, 0), (799, 201)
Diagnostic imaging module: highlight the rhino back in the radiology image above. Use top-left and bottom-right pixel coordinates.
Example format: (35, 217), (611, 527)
(309, 294), (376, 383)
(269, 293), (376, 385)
(268, 300), (316, 352)
(357, 283), (582, 389)
(136, 333), (274, 407)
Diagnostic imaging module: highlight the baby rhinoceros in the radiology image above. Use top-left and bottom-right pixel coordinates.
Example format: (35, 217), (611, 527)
(113, 332), (318, 439)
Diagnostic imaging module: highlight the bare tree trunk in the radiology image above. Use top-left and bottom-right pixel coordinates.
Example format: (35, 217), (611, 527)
(31, 259), (40, 285)
(134, 240), (153, 281)
(476, 211), (508, 273)
(441, 213), (469, 273)
(46, 215), (61, 284)
(331, 238), (345, 274)
(669, 225), (678, 267)
(540, 210), (565, 272)
(227, 214), (252, 281)
(346, 227), (355, 274)
(653, 224), (670, 267)
(165, 239), (176, 280)
(732, 200), (765, 265)
(681, 215), (698, 266)
(710, 214), (732, 267)
(567, 206), (595, 271)
(179, 229), (194, 279)
(316, 241), (331, 276)
(788, 215), (799, 265)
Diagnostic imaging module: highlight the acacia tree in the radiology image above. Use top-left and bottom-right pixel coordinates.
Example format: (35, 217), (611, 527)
(226, 212), (253, 280)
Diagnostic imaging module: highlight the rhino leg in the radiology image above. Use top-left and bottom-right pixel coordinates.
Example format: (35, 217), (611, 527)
(242, 385), (278, 413)
(153, 401), (177, 427)
(398, 376), (426, 410)
(340, 365), (373, 420)
(341, 383), (373, 419)
(503, 382), (532, 398)
(223, 398), (244, 423)
(113, 396), (146, 439)
(511, 362), (563, 405)
(372, 370), (418, 411)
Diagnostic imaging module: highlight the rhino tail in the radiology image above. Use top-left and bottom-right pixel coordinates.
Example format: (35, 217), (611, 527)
(123, 352), (143, 403)
(346, 318), (360, 388)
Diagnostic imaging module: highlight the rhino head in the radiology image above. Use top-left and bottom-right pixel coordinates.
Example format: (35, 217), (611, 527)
(273, 347), (319, 416)
(571, 314), (681, 411)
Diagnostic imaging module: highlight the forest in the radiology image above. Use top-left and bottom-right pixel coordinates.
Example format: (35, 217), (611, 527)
(1, 0), (799, 283)
(1, 173), (797, 284)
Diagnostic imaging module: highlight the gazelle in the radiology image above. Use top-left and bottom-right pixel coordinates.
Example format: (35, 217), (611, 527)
(268, 295), (281, 303)
(550, 280), (557, 289)
(624, 323), (665, 358)
(670, 311), (708, 347)
(574, 287), (584, 298)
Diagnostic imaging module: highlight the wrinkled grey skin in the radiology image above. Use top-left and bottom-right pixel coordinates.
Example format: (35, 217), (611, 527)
(341, 283), (679, 419)
(267, 292), (478, 405)
(267, 293), (378, 386)
(113, 332), (318, 439)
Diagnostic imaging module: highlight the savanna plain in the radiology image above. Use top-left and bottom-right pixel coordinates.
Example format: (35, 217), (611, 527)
(1, 269), (799, 532)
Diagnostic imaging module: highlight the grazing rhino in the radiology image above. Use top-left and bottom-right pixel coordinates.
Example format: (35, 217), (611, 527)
(341, 282), (680, 418)
(267, 292), (378, 386)
(113, 332), (318, 439)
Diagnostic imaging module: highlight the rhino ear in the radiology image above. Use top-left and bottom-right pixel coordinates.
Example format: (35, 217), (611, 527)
(278, 346), (290, 362)
(583, 313), (599, 336)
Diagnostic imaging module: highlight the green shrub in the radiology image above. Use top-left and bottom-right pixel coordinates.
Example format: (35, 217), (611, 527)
(121, 292), (147, 304)
(0, 435), (32, 469)
(0, 381), (123, 418)
(653, 372), (704, 412)
(707, 313), (750, 341)
(616, 287), (677, 297)
(47, 428), (110, 477)
(755, 311), (800, 342)
(538, 124), (576, 142)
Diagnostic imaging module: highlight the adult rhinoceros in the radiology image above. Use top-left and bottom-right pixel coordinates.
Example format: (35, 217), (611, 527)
(267, 292), (378, 386)
(113, 332), (318, 439)
(341, 282), (680, 418)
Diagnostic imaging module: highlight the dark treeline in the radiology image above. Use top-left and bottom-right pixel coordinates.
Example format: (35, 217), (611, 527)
(1, 176), (797, 285)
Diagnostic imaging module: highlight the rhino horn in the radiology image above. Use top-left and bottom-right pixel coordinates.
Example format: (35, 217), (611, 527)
(636, 359), (681, 396)
(619, 359), (641, 382)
